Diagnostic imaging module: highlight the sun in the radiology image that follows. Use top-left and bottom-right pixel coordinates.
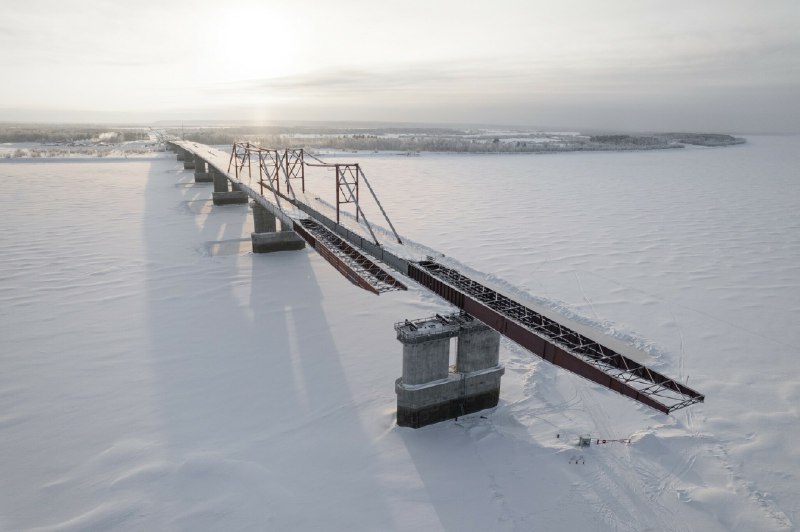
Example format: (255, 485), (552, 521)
(199, 7), (301, 85)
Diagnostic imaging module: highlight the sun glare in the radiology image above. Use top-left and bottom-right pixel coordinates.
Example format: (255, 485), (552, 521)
(198, 8), (301, 86)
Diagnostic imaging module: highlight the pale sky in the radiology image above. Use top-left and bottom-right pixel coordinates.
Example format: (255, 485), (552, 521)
(1, 0), (798, 132)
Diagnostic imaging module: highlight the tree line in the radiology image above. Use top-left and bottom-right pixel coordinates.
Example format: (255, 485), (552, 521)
(0, 127), (148, 143)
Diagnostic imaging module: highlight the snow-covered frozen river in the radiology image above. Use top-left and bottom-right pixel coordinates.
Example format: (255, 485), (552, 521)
(1, 136), (797, 530)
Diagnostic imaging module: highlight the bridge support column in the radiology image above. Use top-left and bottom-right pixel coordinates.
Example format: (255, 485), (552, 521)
(176, 147), (185, 161)
(213, 191), (248, 205)
(194, 159), (212, 183)
(250, 202), (305, 253)
(211, 167), (247, 205)
(456, 320), (501, 373)
(183, 151), (195, 170)
(252, 201), (276, 233)
(211, 166), (248, 205)
(212, 167), (228, 193)
(395, 315), (504, 428)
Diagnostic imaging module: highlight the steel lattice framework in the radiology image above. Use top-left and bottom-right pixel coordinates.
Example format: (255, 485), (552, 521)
(408, 259), (704, 413)
(335, 164), (359, 223)
(228, 142), (253, 180)
(294, 219), (406, 294)
(228, 143), (306, 197)
(285, 148), (305, 193)
(257, 149), (283, 195)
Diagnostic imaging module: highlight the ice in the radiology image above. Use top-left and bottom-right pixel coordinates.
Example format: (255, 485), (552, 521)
(0, 136), (798, 530)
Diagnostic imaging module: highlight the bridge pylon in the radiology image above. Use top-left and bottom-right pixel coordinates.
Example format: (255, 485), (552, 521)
(395, 313), (504, 428)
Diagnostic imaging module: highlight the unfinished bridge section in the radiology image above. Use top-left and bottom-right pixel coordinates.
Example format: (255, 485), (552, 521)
(166, 139), (704, 426)
(294, 218), (406, 295)
(407, 259), (704, 414)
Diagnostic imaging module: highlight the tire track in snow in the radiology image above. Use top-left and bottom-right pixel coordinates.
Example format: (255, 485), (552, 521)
(707, 441), (793, 530)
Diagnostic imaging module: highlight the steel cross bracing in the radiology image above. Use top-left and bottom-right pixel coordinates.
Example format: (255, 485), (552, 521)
(304, 152), (402, 244)
(258, 148), (305, 197)
(221, 144), (403, 295)
(285, 149), (305, 193)
(257, 149), (282, 195)
(228, 145), (384, 245)
(294, 219), (406, 294)
(409, 259), (704, 413)
(335, 164), (359, 223)
(228, 142), (253, 180)
(227, 143), (307, 197)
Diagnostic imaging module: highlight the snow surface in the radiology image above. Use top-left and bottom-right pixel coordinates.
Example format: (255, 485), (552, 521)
(1, 136), (798, 530)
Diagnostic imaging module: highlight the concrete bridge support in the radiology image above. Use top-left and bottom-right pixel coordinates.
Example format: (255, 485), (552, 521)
(456, 320), (501, 373)
(194, 159), (212, 183)
(250, 202), (305, 253)
(183, 151), (195, 170)
(212, 167), (228, 193)
(176, 147), (185, 161)
(252, 201), (277, 233)
(395, 315), (504, 428)
(280, 218), (294, 232)
(211, 167), (248, 205)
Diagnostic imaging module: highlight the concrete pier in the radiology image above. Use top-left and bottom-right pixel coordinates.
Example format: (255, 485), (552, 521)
(395, 314), (504, 428)
(213, 191), (249, 205)
(250, 202), (305, 253)
(194, 159), (212, 183)
(211, 166), (247, 205)
(400, 321), (456, 385)
(252, 202), (277, 233)
(176, 148), (185, 161)
(212, 167), (229, 193)
(183, 151), (195, 170)
(456, 320), (501, 373)
(251, 231), (306, 253)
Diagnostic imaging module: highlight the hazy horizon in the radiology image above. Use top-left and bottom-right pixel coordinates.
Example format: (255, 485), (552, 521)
(2, 0), (798, 133)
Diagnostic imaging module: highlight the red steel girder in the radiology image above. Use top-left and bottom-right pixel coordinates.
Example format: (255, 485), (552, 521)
(408, 259), (704, 414)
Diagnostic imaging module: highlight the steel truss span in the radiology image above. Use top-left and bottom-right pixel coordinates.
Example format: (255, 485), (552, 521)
(294, 219), (407, 294)
(408, 259), (704, 414)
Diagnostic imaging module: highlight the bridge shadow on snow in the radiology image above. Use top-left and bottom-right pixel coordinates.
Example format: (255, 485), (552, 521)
(142, 160), (393, 528)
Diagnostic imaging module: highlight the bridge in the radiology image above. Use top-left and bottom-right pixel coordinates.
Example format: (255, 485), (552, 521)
(166, 139), (704, 427)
